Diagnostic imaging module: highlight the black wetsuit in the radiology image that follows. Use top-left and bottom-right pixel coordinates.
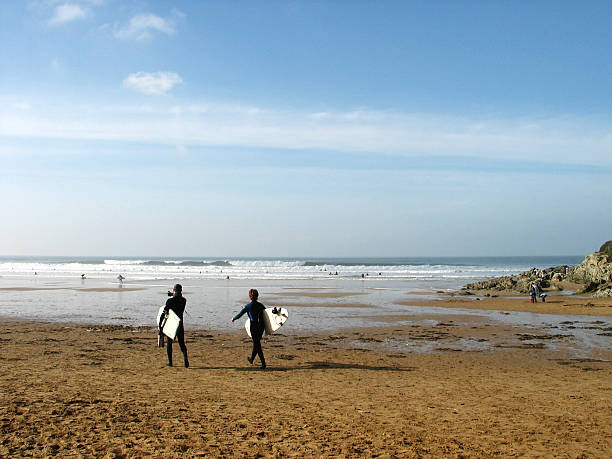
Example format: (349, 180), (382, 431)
(161, 293), (188, 367)
(233, 300), (266, 368)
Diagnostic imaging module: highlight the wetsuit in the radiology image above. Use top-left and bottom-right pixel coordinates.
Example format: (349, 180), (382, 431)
(233, 300), (266, 368)
(161, 293), (189, 367)
(529, 284), (538, 303)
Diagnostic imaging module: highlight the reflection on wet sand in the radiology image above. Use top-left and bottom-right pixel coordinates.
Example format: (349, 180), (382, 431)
(0, 287), (145, 293)
(269, 291), (369, 298)
(396, 293), (612, 317)
(266, 301), (376, 309)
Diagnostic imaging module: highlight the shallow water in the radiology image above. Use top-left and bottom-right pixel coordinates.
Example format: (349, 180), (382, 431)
(0, 275), (609, 359)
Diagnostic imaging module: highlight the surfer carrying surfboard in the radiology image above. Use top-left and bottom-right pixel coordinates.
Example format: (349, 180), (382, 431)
(232, 289), (267, 369)
(160, 284), (189, 368)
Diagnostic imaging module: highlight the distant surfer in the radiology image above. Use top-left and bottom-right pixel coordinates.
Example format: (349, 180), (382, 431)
(81, 274), (86, 280)
(117, 274), (125, 283)
(232, 289), (266, 369)
(160, 284), (189, 368)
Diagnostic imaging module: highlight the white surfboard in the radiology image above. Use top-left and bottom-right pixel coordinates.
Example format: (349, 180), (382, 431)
(245, 307), (289, 338)
(157, 306), (181, 340)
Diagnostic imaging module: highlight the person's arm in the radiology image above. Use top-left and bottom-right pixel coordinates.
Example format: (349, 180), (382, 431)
(160, 298), (171, 329)
(232, 304), (249, 322)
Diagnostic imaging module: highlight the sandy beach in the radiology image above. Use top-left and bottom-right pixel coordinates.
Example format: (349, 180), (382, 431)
(1, 292), (611, 458)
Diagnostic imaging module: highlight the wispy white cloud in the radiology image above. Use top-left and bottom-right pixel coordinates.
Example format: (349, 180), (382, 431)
(13, 102), (31, 111)
(123, 72), (183, 96)
(114, 10), (183, 42)
(37, 0), (104, 26)
(1, 96), (611, 166)
(48, 2), (87, 25)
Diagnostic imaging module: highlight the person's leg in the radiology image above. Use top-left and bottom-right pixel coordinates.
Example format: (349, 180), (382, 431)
(256, 337), (266, 369)
(249, 335), (258, 363)
(253, 331), (266, 368)
(176, 326), (188, 368)
(166, 337), (173, 366)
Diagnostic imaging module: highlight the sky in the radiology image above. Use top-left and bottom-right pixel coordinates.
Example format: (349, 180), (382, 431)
(1, 0), (611, 257)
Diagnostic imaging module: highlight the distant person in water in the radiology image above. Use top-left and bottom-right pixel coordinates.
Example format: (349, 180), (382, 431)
(81, 274), (86, 280)
(117, 274), (124, 283)
(232, 289), (266, 369)
(160, 284), (189, 368)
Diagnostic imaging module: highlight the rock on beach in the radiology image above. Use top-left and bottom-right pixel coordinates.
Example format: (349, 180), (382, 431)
(465, 240), (612, 297)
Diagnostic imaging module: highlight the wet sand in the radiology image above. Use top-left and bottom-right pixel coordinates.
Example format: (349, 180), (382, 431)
(1, 319), (611, 457)
(396, 293), (612, 317)
(0, 287), (146, 293)
(269, 291), (370, 298)
(266, 301), (376, 309)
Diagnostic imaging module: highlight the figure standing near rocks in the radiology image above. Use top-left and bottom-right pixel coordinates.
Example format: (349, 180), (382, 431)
(529, 283), (539, 303)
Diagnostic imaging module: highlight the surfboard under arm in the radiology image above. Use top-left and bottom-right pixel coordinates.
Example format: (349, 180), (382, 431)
(157, 306), (181, 340)
(244, 307), (289, 337)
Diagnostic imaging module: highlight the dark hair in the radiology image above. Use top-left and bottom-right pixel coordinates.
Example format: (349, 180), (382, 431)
(174, 284), (182, 293)
(249, 288), (259, 301)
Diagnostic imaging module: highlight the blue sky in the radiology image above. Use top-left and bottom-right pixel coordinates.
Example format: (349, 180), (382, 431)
(1, 0), (611, 256)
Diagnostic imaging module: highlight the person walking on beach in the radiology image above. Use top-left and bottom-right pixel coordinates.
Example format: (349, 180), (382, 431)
(232, 289), (266, 369)
(160, 284), (189, 368)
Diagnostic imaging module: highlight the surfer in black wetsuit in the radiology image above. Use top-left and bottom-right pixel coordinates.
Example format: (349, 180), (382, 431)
(232, 289), (266, 369)
(161, 283), (189, 368)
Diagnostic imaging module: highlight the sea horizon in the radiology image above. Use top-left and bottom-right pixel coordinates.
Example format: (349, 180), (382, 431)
(0, 254), (588, 260)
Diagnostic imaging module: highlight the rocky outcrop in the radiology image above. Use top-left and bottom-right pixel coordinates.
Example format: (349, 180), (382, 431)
(465, 240), (612, 297)
(569, 244), (612, 296)
(464, 265), (569, 294)
(599, 240), (612, 258)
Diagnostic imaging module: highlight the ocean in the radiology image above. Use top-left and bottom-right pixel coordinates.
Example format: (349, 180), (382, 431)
(0, 255), (583, 282)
